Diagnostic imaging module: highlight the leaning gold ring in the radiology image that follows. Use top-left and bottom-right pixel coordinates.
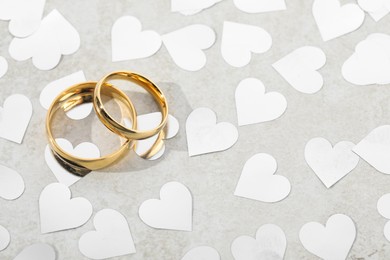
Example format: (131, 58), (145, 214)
(46, 81), (137, 176)
(93, 71), (169, 141)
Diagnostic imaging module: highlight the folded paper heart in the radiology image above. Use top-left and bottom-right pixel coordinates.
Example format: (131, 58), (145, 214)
(14, 243), (56, 260)
(0, 164), (25, 200)
(231, 224), (287, 260)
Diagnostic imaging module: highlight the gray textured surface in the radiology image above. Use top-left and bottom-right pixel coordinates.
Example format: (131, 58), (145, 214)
(1, 0), (390, 259)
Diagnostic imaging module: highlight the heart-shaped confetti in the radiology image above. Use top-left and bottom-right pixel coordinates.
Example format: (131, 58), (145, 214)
(45, 138), (100, 186)
(39, 183), (93, 233)
(221, 21), (272, 67)
(358, 0), (390, 21)
(342, 33), (390, 86)
(0, 225), (10, 251)
(378, 194), (390, 241)
(305, 137), (359, 188)
(0, 56), (8, 79)
(186, 107), (238, 157)
(299, 214), (356, 260)
(231, 224), (286, 260)
(40, 71), (91, 120)
(162, 24), (215, 71)
(111, 16), (161, 62)
(235, 78), (287, 126)
(312, 0), (365, 41)
(273, 46), (326, 94)
(0, 0), (45, 37)
(171, 0), (223, 15)
(9, 9), (80, 70)
(353, 125), (390, 174)
(79, 209), (136, 259)
(0, 94), (32, 144)
(0, 164), (24, 200)
(234, 153), (291, 203)
(14, 243), (56, 260)
(182, 246), (220, 260)
(139, 181), (192, 231)
(233, 0), (286, 13)
(135, 113), (179, 160)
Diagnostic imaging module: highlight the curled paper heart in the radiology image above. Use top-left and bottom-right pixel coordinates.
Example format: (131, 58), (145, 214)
(112, 16), (161, 62)
(221, 21), (272, 67)
(182, 246), (220, 260)
(305, 137), (359, 188)
(162, 24), (216, 71)
(273, 46), (326, 94)
(0, 94), (32, 144)
(312, 0), (365, 41)
(139, 182), (192, 231)
(0, 164), (25, 200)
(9, 9), (80, 70)
(231, 224), (287, 260)
(299, 214), (356, 260)
(235, 78), (287, 126)
(186, 107), (238, 156)
(14, 243), (56, 260)
(39, 183), (93, 233)
(233, 0), (286, 13)
(79, 209), (136, 259)
(0, 0), (45, 37)
(234, 153), (291, 203)
(0, 225), (10, 251)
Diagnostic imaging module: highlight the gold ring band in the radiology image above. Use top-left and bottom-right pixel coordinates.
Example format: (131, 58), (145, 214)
(46, 81), (137, 176)
(94, 71), (169, 141)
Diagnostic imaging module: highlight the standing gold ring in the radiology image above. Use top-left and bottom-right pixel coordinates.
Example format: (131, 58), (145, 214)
(94, 71), (169, 140)
(46, 81), (137, 176)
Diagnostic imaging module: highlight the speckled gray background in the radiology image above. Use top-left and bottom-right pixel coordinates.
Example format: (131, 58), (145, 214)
(1, 0), (390, 259)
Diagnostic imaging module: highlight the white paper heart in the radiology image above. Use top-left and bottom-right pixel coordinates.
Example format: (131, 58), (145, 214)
(79, 209), (136, 259)
(39, 71), (91, 120)
(0, 225), (10, 251)
(342, 33), (390, 86)
(299, 214), (356, 260)
(139, 181), (192, 231)
(45, 138), (100, 186)
(384, 221), (390, 241)
(305, 137), (359, 188)
(182, 246), (220, 260)
(0, 56), (8, 79)
(235, 78), (287, 126)
(353, 125), (390, 174)
(112, 16), (161, 62)
(0, 94), (32, 144)
(0, 164), (24, 200)
(273, 46), (326, 94)
(312, 0), (365, 41)
(221, 21), (272, 68)
(171, 0), (223, 15)
(9, 9), (80, 70)
(233, 0), (286, 13)
(14, 243), (56, 260)
(135, 113), (179, 160)
(378, 193), (390, 219)
(39, 183), (93, 233)
(234, 153), (291, 203)
(231, 224), (286, 260)
(0, 0), (45, 37)
(186, 107), (238, 157)
(162, 24), (215, 71)
(358, 0), (390, 21)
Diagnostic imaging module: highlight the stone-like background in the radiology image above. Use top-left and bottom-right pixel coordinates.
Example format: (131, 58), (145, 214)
(1, 0), (390, 259)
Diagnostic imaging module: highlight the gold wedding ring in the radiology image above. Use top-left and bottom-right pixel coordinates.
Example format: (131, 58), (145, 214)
(94, 71), (169, 140)
(46, 81), (137, 176)
(46, 71), (170, 175)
